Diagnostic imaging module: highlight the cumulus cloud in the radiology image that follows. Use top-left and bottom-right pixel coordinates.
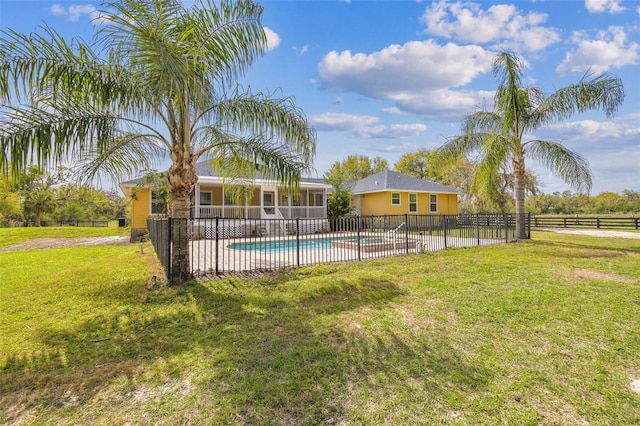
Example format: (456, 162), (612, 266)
(318, 39), (495, 118)
(50, 3), (105, 23)
(308, 112), (427, 139)
(528, 116), (640, 193)
(263, 27), (280, 51)
(556, 26), (639, 75)
(585, 0), (626, 13)
(308, 112), (379, 131)
(544, 118), (640, 142)
(421, 0), (560, 52)
(352, 123), (428, 139)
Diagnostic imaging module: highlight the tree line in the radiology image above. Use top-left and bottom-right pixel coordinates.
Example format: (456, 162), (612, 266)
(324, 153), (639, 218)
(0, 167), (126, 227)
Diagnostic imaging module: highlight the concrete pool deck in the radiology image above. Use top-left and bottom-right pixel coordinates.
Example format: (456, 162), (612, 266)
(188, 232), (507, 276)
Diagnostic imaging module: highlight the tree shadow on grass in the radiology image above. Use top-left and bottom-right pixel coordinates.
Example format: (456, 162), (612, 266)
(1, 272), (490, 424)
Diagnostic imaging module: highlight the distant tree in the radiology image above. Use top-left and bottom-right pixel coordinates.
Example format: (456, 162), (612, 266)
(435, 50), (625, 239)
(15, 166), (63, 226)
(0, 190), (21, 224)
(394, 150), (431, 180)
(326, 155), (388, 182)
(324, 171), (353, 221)
(23, 190), (56, 226)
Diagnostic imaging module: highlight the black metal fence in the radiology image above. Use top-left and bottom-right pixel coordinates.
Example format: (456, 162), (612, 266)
(149, 213), (527, 280)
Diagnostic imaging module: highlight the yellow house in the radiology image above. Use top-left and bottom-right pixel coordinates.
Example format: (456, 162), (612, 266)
(119, 161), (332, 236)
(348, 169), (458, 216)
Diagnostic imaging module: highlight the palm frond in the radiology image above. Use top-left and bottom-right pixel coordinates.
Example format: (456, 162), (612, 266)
(195, 90), (316, 166)
(202, 131), (308, 194)
(72, 132), (163, 185)
(525, 139), (592, 192)
(537, 72), (625, 124)
(1, 104), (117, 175)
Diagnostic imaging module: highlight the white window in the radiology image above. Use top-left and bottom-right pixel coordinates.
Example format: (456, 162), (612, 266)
(200, 191), (212, 206)
(391, 192), (401, 206)
(150, 190), (167, 215)
(430, 194), (438, 213)
(409, 193), (417, 213)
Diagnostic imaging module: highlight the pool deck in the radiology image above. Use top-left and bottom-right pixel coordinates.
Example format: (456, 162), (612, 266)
(189, 231), (506, 276)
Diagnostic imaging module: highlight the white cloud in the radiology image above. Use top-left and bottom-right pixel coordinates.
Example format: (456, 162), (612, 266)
(544, 118), (640, 142)
(529, 117), (640, 193)
(556, 26), (639, 75)
(50, 3), (104, 23)
(263, 27), (280, 51)
(318, 39), (495, 118)
(421, 0), (560, 52)
(308, 112), (427, 139)
(353, 123), (427, 139)
(308, 112), (379, 131)
(585, 0), (626, 14)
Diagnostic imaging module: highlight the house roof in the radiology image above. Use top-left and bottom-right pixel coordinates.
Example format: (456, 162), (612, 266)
(120, 161), (331, 189)
(349, 169), (458, 194)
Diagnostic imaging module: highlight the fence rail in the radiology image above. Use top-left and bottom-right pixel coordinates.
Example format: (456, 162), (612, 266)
(532, 216), (639, 230)
(149, 213), (528, 280)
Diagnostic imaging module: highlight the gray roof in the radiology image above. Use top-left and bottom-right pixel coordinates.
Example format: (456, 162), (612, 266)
(349, 169), (458, 194)
(121, 161), (328, 186)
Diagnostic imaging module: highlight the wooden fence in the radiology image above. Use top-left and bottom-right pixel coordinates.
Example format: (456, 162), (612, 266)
(532, 216), (639, 230)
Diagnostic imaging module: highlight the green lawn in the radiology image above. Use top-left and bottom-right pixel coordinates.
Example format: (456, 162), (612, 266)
(1, 230), (639, 424)
(0, 224), (128, 248)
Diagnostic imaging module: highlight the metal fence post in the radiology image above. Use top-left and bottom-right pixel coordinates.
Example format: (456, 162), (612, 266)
(504, 214), (509, 242)
(296, 217), (300, 268)
(405, 214), (409, 254)
(215, 216), (219, 276)
(167, 217), (172, 280)
(477, 213), (480, 246)
(443, 215), (447, 249)
(357, 215), (361, 261)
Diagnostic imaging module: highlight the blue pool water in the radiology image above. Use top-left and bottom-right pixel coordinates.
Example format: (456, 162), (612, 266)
(229, 236), (385, 253)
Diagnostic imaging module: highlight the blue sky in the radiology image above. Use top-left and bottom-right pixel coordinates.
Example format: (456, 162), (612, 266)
(1, 0), (639, 194)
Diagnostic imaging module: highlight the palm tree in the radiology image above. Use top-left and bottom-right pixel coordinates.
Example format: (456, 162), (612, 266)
(436, 51), (625, 239)
(0, 0), (316, 281)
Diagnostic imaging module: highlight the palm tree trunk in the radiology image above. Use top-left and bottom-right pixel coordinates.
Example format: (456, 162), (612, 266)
(34, 211), (42, 227)
(167, 153), (197, 283)
(513, 152), (527, 240)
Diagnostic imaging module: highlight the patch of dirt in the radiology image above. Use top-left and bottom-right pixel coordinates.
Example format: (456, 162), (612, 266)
(631, 378), (640, 395)
(573, 268), (637, 284)
(1, 236), (130, 252)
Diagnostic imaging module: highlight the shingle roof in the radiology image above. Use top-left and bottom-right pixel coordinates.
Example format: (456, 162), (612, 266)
(120, 161), (328, 187)
(350, 169), (458, 194)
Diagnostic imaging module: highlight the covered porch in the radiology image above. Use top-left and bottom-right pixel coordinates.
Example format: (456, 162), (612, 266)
(190, 180), (329, 220)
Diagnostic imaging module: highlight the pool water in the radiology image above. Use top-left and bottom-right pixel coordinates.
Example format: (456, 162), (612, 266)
(228, 236), (387, 253)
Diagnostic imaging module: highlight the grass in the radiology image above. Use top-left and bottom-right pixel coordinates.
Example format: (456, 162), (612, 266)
(1, 229), (639, 424)
(0, 224), (129, 248)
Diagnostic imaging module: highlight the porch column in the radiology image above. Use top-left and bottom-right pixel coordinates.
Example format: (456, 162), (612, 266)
(195, 184), (200, 218)
(221, 187), (225, 219)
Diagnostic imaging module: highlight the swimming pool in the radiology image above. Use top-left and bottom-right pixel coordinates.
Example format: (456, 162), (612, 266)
(228, 236), (390, 253)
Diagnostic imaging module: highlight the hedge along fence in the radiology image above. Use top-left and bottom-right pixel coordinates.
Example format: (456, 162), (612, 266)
(148, 213), (528, 280)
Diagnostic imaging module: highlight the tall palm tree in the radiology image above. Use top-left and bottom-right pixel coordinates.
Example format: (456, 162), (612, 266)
(0, 0), (316, 281)
(436, 51), (625, 239)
